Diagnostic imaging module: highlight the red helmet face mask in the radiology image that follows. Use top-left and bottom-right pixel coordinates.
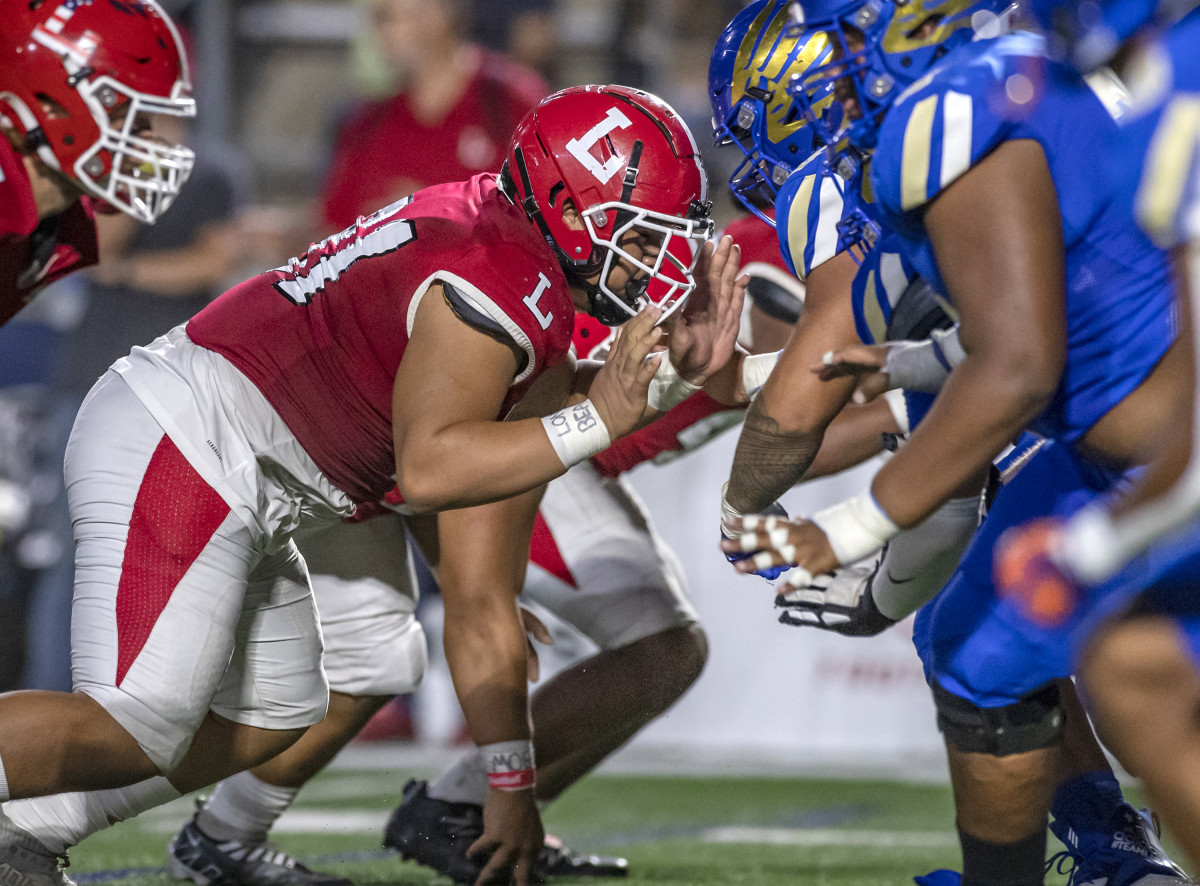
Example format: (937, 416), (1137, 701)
(0, 0), (196, 224)
(506, 85), (714, 326)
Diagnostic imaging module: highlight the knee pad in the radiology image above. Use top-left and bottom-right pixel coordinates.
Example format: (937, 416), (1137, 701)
(933, 681), (1064, 756)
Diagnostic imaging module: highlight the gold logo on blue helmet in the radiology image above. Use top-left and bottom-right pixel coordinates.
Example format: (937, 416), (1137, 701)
(733, 2), (833, 145)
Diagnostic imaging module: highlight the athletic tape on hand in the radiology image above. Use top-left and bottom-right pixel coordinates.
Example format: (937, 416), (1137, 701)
(741, 350), (781, 400)
(811, 492), (901, 566)
(646, 355), (702, 412)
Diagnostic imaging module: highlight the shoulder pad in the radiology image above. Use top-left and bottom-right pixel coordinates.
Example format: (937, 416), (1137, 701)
(872, 35), (1043, 220)
(775, 151), (851, 280)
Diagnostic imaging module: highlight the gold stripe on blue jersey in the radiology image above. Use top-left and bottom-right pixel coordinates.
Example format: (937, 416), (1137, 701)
(901, 95), (939, 211)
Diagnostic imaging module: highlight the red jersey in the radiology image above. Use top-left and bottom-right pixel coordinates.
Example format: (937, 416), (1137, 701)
(320, 49), (548, 231)
(723, 211), (790, 275)
(0, 140), (98, 326)
(188, 174), (574, 503)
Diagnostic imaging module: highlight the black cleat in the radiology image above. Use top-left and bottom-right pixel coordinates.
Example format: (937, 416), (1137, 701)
(168, 816), (353, 886)
(383, 780), (485, 885)
(383, 780), (630, 881)
(539, 835), (628, 879)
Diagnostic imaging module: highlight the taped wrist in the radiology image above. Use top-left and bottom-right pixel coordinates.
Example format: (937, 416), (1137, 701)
(811, 492), (901, 566)
(881, 388), (910, 434)
(541, 399), (612, 468)
(646, 356), (701, 412)
(1059, 504), (1121, 586)
(719, 481), (743, 536)
(480, 740), (536, 791)
(883, 325), (964, 393)
(740, 350), (781, 400)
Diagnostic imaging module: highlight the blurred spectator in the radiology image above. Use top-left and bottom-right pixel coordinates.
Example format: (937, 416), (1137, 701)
(469, 0), (557, 83)
(65, 117), (250, 396)
(322, 0), (549, 231)
(20, 118), (250, 691)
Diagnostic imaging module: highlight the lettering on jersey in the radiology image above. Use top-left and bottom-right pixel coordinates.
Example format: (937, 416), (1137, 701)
(522, 272), (555, 330)
(566, 108), (633, 184)
(273, 198), (416, 305)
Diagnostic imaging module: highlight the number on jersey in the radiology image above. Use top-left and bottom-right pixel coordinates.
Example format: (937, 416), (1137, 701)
(273, 198), (417, 305)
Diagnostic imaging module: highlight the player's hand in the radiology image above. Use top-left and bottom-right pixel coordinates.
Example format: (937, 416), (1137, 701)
(518, 606), (553, 683)
(775, 557), (897, 636)
(588, 306), (663, 438)
(721, 500), (792, 580)
(720, 513), (839, 587)
(665, 235), (748, 385)
(469, 789), (545, 886)
(995, 518), (1080, 627)
(813, 343), (893, 401)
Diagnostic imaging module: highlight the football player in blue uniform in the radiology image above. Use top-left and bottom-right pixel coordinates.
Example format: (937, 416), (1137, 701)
(990, 0), (1200, 868)
(721, 1), (1193, 883)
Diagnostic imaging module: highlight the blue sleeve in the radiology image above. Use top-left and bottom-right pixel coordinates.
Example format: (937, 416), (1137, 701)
(1130, 19), (1200, 248)
(870, 42), (1021, 227)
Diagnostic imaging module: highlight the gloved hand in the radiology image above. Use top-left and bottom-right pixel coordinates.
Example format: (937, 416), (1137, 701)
(774, 554), (897, 636)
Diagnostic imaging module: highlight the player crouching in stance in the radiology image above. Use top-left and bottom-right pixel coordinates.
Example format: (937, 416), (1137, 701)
(0, 0), (195, 321)
(0, 85), (746, 886)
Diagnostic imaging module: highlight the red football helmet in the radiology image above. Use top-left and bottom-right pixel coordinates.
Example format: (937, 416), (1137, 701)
(0, 0), (196, 224)
(505, 85), (714, 326)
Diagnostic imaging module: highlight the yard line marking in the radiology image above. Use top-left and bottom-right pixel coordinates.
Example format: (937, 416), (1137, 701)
(702, 827), (958, 848)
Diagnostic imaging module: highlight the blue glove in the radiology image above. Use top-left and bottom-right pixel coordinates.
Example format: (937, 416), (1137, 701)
(721, 500), (791, 581)
(913, 870), (961, 886)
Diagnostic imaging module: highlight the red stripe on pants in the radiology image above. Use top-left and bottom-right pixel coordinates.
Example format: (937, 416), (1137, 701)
(529, 511), (576, 588)
(115, 435), (232, 685)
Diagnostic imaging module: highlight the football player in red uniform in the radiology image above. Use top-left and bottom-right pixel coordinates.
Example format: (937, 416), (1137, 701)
(0, 85), (745, 886)
(0, 0), (195, 325)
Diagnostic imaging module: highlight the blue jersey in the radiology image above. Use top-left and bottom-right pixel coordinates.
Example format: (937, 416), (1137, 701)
(774, 149), (857, 279)
(870, 32), (1176, 443)
(1119, 11), (1200, 249)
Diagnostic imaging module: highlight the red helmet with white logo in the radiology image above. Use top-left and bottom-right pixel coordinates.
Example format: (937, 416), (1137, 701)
(505, 85), (714, 326)
(0, 0), (196, 224)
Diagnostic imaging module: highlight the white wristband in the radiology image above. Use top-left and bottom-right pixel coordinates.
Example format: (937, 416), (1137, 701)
(741, 350), (781, 400)
(480, 739), (536, 791)
(541, 399), (612, 468)
(881, 388), (910, 434)
(1058, 505), (1122, 586)
(883, 326), (965, 393)
(719, 481), (743, 535)
(811, 491), (901, 565)
(646, 355), (702, 412)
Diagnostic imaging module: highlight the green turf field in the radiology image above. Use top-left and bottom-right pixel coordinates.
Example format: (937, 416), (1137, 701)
(64, 767), (1167, 885)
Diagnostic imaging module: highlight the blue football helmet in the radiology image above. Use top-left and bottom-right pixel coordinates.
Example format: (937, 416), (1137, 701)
(709, 0), (835, 225)
(1027, 0), (1195, 70)
(787, 0), (1013, 149)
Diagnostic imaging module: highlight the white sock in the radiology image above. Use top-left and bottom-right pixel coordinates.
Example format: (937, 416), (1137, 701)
(428, 751), (488, 806)
(873, 493), (981, 621)
(5, 776), (182, 855)
(196, 772), (298, 846)
(0, 753), (8, 802)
